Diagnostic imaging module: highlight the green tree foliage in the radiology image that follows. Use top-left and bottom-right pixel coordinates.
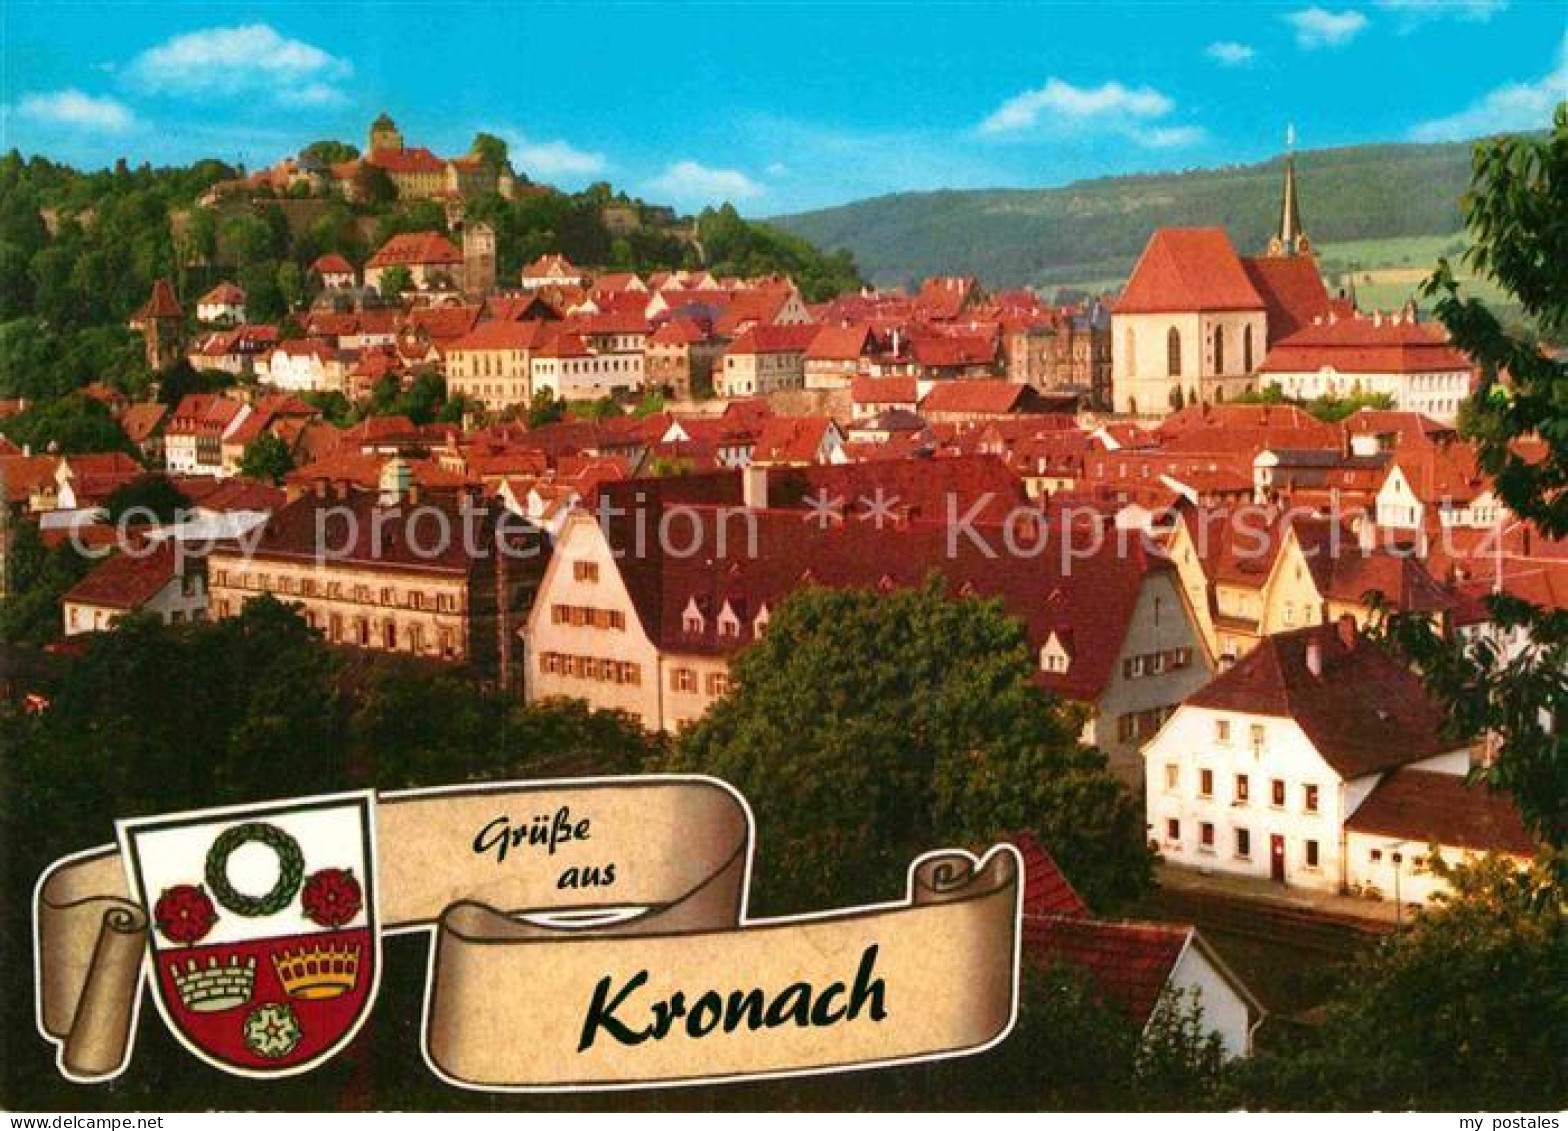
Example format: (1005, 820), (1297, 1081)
(665, 579), (1152, 915)
(377, 264), (412, 298)
(238, 432), (296, 485)
(697, 203), (863, 301)
(353, 162), (397, 207)
(469, 132), (509, 171)
(526, 388), (566, 427)
(1237, 852), (1568, 1110)
(0, 393), (135, 456)
(0, 521), (94, 644)
(1381, 108), (1567, 846)
(300, 139), (360, 167)
(102, 474), (190, 523)
(0, 320), (150, 401)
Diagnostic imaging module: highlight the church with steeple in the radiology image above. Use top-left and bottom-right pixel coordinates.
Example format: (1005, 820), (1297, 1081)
(1109, 149), (1334, 418)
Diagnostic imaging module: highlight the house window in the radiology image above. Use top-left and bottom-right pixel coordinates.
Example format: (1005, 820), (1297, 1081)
(1250, 724), (1266, 754)
(706, 672), (732, 697)
(1235, 828), (1251, 858)
(1215, 719), (1231, 745)
(1235, 774), (1250, 804)
(1164, 763), (1179, 792)
(1199, 769), (1214, 798)
(671, 668), (697, 693)
(574, 560), (599, 583)
(1212, 326), (1225, 374)
(1304, 784), (1320, 814)
(1370, 848), (1383, 862)
(1199, 822), (1214, 851)
(1243, 324), (1254, 373)
(1166, 327), (1182, 378)
(1271, 779), (1286, 808)
(1305, 840), (1320, 869)
(1166, 818), (1180, 842)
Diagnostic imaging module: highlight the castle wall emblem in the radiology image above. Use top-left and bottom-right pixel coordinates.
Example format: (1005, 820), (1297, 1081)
(117, 793), (378, 1077)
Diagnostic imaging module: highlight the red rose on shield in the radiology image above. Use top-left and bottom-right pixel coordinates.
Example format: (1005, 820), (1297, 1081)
(154, 884), (218, 945)
(301, 867), (362, 929)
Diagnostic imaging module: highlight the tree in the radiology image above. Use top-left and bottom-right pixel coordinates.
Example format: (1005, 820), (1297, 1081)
(378, 264), (412, 298)
(469, 132), (509, 171)
(664, 579), (1152, 914)
(1238, 852), (1568, 1110)
(0, 393), (136, 456)
(1380, 107), (1567, 846)
(353, 162), (396, 207)
(103, 475), (190, 523)
(300, 139), (360, 167)
(0, 521), (94, 644)
(526, 388), (566, 428)
(239, 432), (296, 485)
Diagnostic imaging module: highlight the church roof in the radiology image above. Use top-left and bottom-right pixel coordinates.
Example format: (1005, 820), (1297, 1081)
(1114, 228), (1265, 314)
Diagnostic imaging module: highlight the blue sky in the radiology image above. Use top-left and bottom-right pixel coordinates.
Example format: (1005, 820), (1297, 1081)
(2, 1), (1563, 215)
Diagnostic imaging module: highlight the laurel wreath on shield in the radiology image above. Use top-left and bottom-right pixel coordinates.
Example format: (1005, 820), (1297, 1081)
(204, 822), (305, 917)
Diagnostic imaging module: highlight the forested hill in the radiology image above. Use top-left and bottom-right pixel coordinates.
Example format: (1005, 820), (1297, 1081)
(768, 138), (1482, 290)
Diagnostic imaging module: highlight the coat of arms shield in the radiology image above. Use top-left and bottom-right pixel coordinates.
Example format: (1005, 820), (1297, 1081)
(117, 792), (379, 1077)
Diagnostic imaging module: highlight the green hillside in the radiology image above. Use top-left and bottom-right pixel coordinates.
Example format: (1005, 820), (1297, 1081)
(768, 139), (1481, 291)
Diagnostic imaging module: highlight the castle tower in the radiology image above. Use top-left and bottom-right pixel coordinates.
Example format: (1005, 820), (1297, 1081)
(1267, 130), (1311, 257)
(131, 278), (185, 371)
(369, 113), (403, 154)
(460, 221), (496, 296)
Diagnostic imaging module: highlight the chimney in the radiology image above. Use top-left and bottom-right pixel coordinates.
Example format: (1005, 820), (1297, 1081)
(1305, 635), (1323, 677)
(1336, 613), (1358, 651)
(742, 463), (768, 509)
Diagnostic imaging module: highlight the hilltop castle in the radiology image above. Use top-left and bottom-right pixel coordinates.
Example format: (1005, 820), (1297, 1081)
(330, 114), (516, 203)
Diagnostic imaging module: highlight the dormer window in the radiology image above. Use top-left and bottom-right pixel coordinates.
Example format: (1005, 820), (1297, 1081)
(717, 601), (742, 639)
(753, 604), (771, 637)
(681, 597), (705, 635)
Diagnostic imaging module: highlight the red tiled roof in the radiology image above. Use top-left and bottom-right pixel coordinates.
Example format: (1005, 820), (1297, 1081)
(1346, 768), (1535, 856)
(851, 375), (919, 405)
(521, 253), (580, 280)
(806, 323), (874, 361)
(366, 146), (446, 175)
(1240, 255), (1332, 340)
(1115, 228), (1263, 314)
(198, 282), (246, 306)
(725, 323), (818, 356)
(137, 279), (182, 320)
(450, 319), (556, 352)
(1008, 832), (1089, 917)
(311, 253), (354, 275)
(367, 230), (462, 269)
(404, 303), (482, 343)
(1260, 314), (1473, 374)
(919, 379), (1031, 415)
(751, 416), (835, 464)
(119, 403), (169, 444)
(1188, 622), (1461, 778)
(1022, 916), (1190, 1026)
(64, 542), (179, 611)
(648, 317), (709, 346)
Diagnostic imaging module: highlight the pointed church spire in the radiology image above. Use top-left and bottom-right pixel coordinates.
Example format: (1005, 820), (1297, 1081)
(1268, 127), (1310, 257)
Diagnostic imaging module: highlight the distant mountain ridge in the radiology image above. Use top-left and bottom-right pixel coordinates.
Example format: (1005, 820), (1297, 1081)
(766, 138), (1482, 291)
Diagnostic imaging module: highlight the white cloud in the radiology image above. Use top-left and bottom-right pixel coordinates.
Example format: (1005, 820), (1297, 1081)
(1410, 36), (1567, 141)
(16, 89), (135, 132)
(1285, 7), (1370, 47)
(647, 160), (764, 206)
(1206, 41), (1257, 66)
(1376, 0), (1506, 24)
(512, 138), (607, 179)
(127, 24), (350, 102)
(981, 79), (1171, 135)
(977, 77), (1203, 148)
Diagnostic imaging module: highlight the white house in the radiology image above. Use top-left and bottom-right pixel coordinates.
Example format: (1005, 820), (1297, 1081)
(62, 543), (207, 635)
(1143, 618), (1477, 900)
(196, 282), (247, 326)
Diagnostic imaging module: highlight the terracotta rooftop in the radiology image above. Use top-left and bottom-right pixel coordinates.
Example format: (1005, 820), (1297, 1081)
(64, 542), (180, 611)
(1346, 768), (1535, 857)
(1188, 621), (1462, 779)
(366, 230), (462, 269)
(1115, 228), (1264, 314)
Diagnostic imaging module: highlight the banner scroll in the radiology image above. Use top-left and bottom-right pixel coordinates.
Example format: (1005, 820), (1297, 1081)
(34, 775), (1021, 1091)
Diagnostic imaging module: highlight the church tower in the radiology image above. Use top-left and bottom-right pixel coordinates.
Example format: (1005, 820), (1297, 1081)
(460, 221), (496, 296)
(369, 113), (403, 154)
(130, 278), (185, 371)
(1267, 133), (1311, 257)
